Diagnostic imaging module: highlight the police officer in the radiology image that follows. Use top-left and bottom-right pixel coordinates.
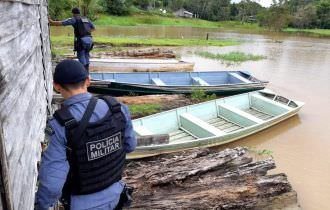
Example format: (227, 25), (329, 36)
(49, 8), (95, 71)
(35, 60), (137, 210)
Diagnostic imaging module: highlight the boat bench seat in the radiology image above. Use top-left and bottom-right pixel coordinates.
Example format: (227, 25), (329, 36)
(192, 77), (209, 86)
(180, 113), (225, 138)
(151, 78), (166, 86)
(218, 104), (263, 127)
(134, 126), (153, 136)
(229, 73), (252, 83)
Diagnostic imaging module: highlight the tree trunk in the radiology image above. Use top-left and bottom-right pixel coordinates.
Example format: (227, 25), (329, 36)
(123, 147), (300, 209)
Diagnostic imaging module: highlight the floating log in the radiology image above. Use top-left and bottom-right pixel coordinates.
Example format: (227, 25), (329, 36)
(123, 147), (300, 209)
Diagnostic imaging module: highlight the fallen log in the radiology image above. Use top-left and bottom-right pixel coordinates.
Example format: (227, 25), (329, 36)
(123, 147), (300, 209)
(116, 94), (187, 105)
(52, 94), (190, 105)
(97, 48), (176, 59)
(63, 48), (176, 59)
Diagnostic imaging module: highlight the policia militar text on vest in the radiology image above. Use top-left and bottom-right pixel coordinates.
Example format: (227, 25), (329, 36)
(54, 96), (132, 209)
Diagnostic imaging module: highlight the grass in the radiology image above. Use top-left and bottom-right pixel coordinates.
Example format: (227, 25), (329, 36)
(283, 28), (330, 37)
(51, 36), (239, 47)
(95, 14), (220, 28)
(190, 88), (217, 102)
(50, 35), (240, 56)
(129, 103), (162, 117)
(196, 51), (266, 62)
(94, 14), (264, 30)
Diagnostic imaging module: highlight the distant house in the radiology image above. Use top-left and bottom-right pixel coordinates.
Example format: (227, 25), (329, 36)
(174, 8), (194, 18)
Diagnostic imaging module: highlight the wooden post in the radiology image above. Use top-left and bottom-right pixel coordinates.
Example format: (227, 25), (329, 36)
(206, 33), (209, 40)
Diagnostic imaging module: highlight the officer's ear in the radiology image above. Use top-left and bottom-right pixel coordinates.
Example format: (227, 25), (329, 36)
(53, 83), (62, 93)
(85, 76), (91, 87)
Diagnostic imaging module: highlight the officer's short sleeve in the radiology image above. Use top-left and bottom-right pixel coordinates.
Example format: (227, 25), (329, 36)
(61, 18), (76, 26)
(121, 105), (137, 153)
(89, 21), (95, 30)
(36, 119), (69, 209)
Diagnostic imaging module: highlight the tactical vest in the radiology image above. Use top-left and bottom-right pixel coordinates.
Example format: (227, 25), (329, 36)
(73, 17), (92, 39)
(53, 96), (126, 195)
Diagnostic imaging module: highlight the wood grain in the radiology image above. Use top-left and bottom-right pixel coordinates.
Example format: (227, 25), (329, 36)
(124, 147), (301, 209)
(0, 0), (52, 209)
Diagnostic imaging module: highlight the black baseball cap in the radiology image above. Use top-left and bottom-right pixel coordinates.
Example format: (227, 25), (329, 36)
(54, 60), (88, 84)
(72, 7), (81, 15)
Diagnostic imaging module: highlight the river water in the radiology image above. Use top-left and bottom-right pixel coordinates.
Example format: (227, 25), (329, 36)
(53, 26), (330, 209)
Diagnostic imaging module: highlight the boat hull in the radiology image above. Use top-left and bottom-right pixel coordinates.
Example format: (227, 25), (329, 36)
(128, 90), (304, 159)
(89, 71), (268, 96)
(128, 108), (301, 159)
(88, 82), (268, 96)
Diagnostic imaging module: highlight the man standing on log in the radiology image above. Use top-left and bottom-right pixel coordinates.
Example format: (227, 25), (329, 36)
(35, 60), (136, 210)
(49, 8), (95, 71)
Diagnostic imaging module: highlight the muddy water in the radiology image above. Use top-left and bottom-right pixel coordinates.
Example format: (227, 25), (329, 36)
(53, 26), (330, 209)
(177, 36), (330, 210)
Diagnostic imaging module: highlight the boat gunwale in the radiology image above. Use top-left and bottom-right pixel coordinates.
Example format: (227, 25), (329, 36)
(134, 106), (303, 151)
(90, 71), (269, 87)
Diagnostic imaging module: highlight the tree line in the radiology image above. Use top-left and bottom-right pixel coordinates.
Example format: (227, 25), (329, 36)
(49, 0), (330, 30)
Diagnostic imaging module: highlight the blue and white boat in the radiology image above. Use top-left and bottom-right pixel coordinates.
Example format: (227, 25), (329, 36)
(89, 71), (268, 96)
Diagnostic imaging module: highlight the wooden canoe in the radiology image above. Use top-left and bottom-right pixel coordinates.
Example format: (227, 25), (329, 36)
(89, 71), (268, 96)
(89, 58), (194, 72)
(129, 90), (304, 159)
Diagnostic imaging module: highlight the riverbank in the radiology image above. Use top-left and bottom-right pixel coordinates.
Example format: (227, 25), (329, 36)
(93, 14), (329, 37)
(51, 35), (239, 56)
(283, 28), (330, 37)
(94, 14), (262, 31)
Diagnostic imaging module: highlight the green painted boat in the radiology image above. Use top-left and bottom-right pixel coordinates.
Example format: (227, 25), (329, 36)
(129, 90), (304, 159)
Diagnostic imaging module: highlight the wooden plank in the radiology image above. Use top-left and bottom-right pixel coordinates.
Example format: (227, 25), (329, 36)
(223, 125), (242, 133)
(0, 1), (52, 209)
(180, 113), (225, 138)
(212, 120), (227, 127)
(170, 132), (190, 140)
(171, 135), (195, 143)
(218, 103), (263, 128)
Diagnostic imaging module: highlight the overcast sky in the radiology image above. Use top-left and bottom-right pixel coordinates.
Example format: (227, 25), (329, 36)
(231, 0), (274, 7)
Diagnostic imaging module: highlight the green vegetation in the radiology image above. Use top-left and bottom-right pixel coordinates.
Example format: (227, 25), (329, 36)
(283, 28), (330, 37)
(50, 35), (239, 56)
(258, 6), (291, 31)
(52, 36), (238, 47)
(196, 51), (266, 62)
(49, 0), (329, 33)
(129, 103), (162, 117)
(248, 147), (274, 159)
(95, 14), (222, 28)
(190, 88), (217, 102)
